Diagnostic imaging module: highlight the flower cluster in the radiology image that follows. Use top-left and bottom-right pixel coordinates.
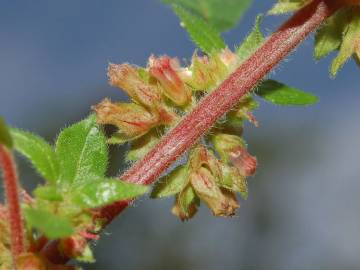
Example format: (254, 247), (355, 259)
(95, 48), (258, 220)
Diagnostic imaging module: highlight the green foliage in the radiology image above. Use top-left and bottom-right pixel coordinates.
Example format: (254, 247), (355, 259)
(256, 80), (319, 106)
(55, 114), (108, 185)
(11, 115), (147, 245)
(71, 179), (148, 208)
(0, 117), (13, 149)
(314, 9), (346, 60)
(151, 165), (188, 198)
(172, 5), (226, 54)
(24, 208), (74, 239)
(330, 10), (360, 77)
(314, 8), (360, 77)
(236, 16), (264, 62)
(11, 128), (59, 183)
(270, 3), (360, 76)
(164, 0), (252, 32)
(268, 0), (309, 15)
(33, 186), (63, 201)
(177, 185), (198, 215)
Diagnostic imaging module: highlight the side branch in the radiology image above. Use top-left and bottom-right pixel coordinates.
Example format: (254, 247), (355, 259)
(0, 145), (25, 259)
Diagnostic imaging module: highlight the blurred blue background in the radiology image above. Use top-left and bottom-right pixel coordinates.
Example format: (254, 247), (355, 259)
(1, 0), (360, 269)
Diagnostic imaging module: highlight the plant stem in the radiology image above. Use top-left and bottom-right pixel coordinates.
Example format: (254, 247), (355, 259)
(100, 0), (339, 222)
(0, 145), (25, 258)
(42, 0), (341, 264)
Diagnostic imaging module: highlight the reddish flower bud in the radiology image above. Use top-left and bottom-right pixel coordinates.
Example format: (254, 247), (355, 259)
(190, 167), (239, 217)
(232, 96), (259, 126)
(219, 48), (239, 69)
(149, 56), (191, 106)
(108, 63), (161, 108)
(94, 98), (159, 139)
(189, 145), (222, 180)
(60, 236), (89, 259)
(229, 147), (257, 177)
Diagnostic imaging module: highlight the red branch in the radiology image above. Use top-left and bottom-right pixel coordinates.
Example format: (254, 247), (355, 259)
(99, 0), (339, 221)
(41, 0), (341, 264)
(0, 145), (25, 258)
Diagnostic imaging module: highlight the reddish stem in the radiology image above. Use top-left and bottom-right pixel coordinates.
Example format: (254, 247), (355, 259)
(100, 0), (339, 221)
(0, 145), (25, 258)
(42, 0), (340, 264)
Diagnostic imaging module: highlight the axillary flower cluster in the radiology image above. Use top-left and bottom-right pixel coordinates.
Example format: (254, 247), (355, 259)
(94, 48), (258, 220)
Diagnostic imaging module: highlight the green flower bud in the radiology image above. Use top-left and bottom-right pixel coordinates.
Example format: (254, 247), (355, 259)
(171, 186), (199, 221)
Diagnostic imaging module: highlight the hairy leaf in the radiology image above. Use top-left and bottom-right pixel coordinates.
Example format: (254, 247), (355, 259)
(24, 208), (74, 239)
(178, 185), (198, 214)
(33, 186), (63, 201)
(172, 5), (226, 54)
(151, 165), (188, 198)
(164, 0), (252, 32)
(268, 0), (309, 15)
(0, 117), (13, 149)
(11, 128), (59, 183)
(256, 80), (318, 106)
(55, 115), (108, 185)
(314, 9), (347, 60)
(331, 11), (360, 77)
(71, 178), (148, 208)
(236, 16), (264, 63)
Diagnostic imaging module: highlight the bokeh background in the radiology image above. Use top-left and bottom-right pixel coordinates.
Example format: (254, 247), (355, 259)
(1, 1), (360, 269)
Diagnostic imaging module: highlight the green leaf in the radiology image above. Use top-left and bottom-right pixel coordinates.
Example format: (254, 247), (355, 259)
(0, 117), (13, 149)
(24, 208), (74, 239)
(331, 11), (360, 77)
(151, 165), (188, 198)
(172, 5), (226, 54)
(178, 185), (198, 214)
(55, 115), (108, 185)
(126, 131), (159, 162)
(11, 128), (59, 182)
(256, 80), (318, 106)
(314, 9), (347, 60)
(164, 0), (252, 32)
(107, 132), (133, 145)
(71, 178), (148, 209)
(236, 16), (264, 63)
(33, 186), (63, 201)
(268, 0), (308, 15)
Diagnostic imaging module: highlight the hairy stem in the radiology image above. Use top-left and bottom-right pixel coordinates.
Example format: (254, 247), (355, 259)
(100, 0), (339, 221)
(0, 145), (25, 259)
(42, 0), (340, 264)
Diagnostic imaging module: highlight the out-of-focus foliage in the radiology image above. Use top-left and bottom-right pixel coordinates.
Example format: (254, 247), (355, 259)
(163, 0), (252, 31)
(0, 117), (13, 149)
